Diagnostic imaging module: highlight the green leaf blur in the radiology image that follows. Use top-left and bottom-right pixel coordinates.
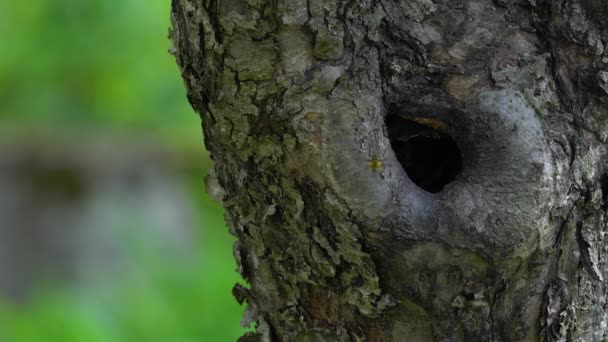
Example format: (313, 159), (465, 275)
(0, 1), (198, 146)
(0, 1), (246, 341)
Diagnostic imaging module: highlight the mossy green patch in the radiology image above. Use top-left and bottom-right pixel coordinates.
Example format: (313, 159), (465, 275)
(227, 37), (277, 81)
(313, 31), (344, 60)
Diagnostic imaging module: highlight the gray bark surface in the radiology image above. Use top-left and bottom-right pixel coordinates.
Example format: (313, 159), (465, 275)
(170, 0), (608, 341)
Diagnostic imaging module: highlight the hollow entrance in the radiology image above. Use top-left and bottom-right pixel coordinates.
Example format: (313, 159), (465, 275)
(386, 115), (462, 193)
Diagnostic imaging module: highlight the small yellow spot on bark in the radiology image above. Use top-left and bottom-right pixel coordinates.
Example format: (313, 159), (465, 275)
(369, 158), (382, 172)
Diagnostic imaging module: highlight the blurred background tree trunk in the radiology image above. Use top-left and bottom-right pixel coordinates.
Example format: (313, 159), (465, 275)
(171, 0), (608, 340)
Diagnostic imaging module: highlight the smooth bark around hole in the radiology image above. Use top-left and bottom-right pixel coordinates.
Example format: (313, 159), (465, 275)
(386, 117), (462, 193)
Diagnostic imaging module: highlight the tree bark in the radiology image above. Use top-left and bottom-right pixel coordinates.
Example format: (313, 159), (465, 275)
(170, 0), (608, 341)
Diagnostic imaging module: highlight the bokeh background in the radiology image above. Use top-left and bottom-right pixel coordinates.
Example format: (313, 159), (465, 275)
(0, 1), (246, 341)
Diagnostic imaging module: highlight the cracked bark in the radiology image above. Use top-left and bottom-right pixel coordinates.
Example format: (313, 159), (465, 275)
(170, 0), (608, 341)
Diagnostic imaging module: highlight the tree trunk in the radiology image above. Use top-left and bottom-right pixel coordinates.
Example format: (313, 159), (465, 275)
(170, 0), (608, 340)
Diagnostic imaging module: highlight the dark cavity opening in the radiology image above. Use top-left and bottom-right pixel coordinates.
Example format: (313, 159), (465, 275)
(386, 115), (462, 193)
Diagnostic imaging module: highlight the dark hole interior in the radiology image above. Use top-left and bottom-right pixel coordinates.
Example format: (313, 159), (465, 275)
(386, 115), (462, 193)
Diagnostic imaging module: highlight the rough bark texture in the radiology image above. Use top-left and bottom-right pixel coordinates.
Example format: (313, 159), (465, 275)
(170, 0), (608, 341)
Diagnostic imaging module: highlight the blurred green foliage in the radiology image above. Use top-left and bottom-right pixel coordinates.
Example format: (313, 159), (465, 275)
(0, 1), (246, 341)
(0, 183), (246, 342)
(0, 1), (197, 147)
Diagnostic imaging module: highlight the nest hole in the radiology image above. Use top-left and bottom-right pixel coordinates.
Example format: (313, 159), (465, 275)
(386, 115), (462, 193)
